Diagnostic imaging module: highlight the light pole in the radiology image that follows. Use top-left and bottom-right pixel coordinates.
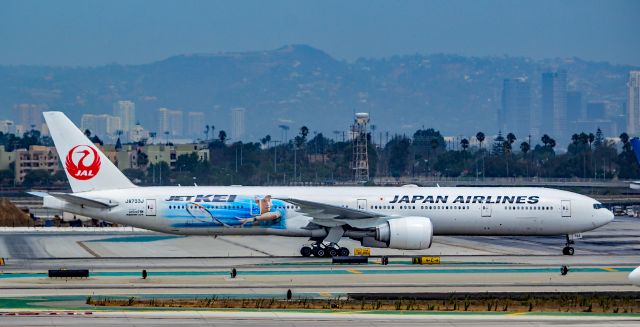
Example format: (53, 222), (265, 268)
(270, 140), (281, 173)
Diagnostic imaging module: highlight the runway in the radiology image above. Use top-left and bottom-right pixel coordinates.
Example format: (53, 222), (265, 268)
(0, 217), (639, 324)
(2, 217), (640, 259)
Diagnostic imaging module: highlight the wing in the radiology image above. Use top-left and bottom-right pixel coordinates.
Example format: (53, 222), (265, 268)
(281, 198), (385, 219)
(278, 197), (389, 228)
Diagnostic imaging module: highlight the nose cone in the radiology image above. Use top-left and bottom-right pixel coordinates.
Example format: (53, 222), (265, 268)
(593, 208), (614, 228)
(629, 266), (640, 286)
(601, 209), (614, 226)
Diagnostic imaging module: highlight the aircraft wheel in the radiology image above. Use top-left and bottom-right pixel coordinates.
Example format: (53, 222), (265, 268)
(314, 247), (326, 257)
(328, 247), (338, 257)
(562, 246), (575, 255)
(338, 247), (350, 256)
(300, 246), (312, 257)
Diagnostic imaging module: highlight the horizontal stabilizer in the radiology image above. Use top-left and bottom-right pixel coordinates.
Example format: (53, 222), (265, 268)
(50, 192), (118, 209)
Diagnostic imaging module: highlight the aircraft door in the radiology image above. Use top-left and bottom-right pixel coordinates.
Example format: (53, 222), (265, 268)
(481, 204), (492, 217)
(357, 199), (367, 210)
(145, 199), (157, 216)
(561, 200), (571, 217)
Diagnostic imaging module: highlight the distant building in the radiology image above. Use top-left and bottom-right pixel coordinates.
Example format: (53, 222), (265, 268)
(14, 146), (60, 184)
(80, 114), (121, 140)
(128, 123), (150, 143)
(0, 147), (15, 171)
(187, 111), (206, 139)
(157, 108), (184, 138)
(169, 110), (184, 137)
(542, 71), (568, 139)
(231, 107), (246, 141)
(113, 100), (136, 133)
(627, 71), (640, 135)
(586, 102), (606, 120)
(15, 104), (47, 132)
(500, 78), (530, 138)
(566, 91), (583, 123)
(0, 120), (15, 134)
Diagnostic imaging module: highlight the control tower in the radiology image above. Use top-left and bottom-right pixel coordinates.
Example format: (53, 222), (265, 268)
(351, 112), (370, 183)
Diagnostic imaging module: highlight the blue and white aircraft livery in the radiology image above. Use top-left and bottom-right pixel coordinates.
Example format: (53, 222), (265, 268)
(36, 112), (614, 257)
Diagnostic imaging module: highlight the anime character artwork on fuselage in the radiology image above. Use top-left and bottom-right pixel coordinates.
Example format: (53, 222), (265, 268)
(164, 194), (287, 229)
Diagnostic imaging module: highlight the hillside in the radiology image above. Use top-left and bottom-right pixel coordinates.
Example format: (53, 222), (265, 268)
(0, 45), (636, 139)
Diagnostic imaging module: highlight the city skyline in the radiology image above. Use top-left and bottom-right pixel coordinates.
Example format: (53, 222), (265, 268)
(0, 49), (637, 143)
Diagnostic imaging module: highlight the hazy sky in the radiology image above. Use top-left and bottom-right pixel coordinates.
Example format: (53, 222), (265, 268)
(1, 0), (638, 66)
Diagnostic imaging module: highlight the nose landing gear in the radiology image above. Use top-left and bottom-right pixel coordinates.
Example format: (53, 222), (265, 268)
(562, 234), (575, 255)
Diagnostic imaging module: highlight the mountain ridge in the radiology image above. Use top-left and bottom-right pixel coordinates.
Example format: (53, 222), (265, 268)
(0, 45), (636, 141)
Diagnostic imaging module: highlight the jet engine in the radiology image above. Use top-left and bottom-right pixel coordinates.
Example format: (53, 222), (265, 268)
(367, 216), (433, 250)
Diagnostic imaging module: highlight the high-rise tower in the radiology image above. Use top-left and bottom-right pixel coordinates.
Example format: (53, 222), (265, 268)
(542, 70), (568, 139)
(628, 71), (640, 135)
(113, 100), (136, 133)
(500, 78), (530, 137)
(231, 107), (246, 141)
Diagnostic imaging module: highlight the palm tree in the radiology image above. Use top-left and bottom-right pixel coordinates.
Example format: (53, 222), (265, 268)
(476, 131), (485, 179)
(506, 132), (516, 145)
(620, 132), (631, 152)
(502, 140), (512, 177)
(571, 133), (579, 153)
(300, 126), (309, 141)
(520, 141), (530, 177)
(261, 134), (272, 148)
(541, 134), (550, 147)
(460, 138), (469, 151)
(218, 130), (227, 143)
(204, 125), (210, 141)
(476, 132), (485, 149)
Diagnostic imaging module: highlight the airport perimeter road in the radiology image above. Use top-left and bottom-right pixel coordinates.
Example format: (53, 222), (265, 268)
(0, 310), (639, 326)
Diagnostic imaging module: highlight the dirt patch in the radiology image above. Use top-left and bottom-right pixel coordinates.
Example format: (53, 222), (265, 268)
(0, 198), (32, 227)
(87, 292), (640, 314)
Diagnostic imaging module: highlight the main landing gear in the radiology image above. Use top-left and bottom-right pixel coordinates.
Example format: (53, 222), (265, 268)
(300, 227), (349, 257)
(562, 234), (575, 255)
(300, 242), (350, 257)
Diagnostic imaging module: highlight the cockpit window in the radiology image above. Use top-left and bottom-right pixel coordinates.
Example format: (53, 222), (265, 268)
(593, 203), (605, 209)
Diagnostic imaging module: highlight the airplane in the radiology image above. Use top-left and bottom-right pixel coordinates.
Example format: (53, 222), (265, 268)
(35, 111), (614, 257)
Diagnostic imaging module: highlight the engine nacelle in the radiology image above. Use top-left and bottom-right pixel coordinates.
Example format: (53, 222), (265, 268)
(374, 217), (433, 250)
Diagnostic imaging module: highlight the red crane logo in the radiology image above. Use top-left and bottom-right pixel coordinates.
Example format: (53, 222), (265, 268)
(65, 145), (101, 180)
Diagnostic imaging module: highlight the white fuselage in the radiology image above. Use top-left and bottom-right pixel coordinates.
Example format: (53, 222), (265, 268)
(44, 186), (613, 238)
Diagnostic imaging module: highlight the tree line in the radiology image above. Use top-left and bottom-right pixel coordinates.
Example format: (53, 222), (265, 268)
(1, 125), (639, 188)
